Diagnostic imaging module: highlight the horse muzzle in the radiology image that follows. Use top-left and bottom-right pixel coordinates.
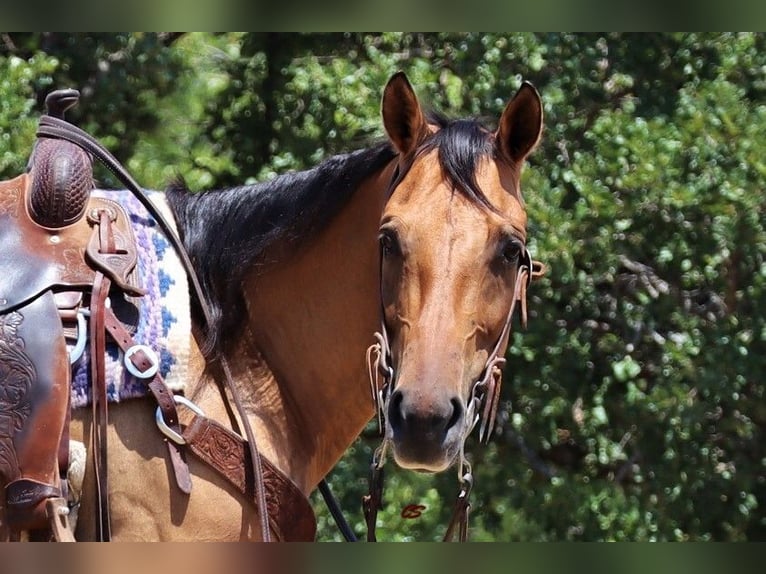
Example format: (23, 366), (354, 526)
(385, 387), (466, 472)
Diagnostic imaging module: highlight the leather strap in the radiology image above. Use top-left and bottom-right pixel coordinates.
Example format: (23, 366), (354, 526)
(96, 324), (316, 542)
(361, 454), (384, 542)
(101, 307), (192, 494)
(182, 415), (316, 541)
(442, 484), (471, 542)
(89, 210), (114, 542)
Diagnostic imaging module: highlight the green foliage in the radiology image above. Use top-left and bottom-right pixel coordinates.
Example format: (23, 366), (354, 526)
(0, 52), (57, 177)
(2, 33), (763, 541)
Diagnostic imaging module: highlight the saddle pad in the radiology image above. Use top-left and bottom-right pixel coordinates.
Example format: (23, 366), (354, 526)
(69, 189), (191, 408)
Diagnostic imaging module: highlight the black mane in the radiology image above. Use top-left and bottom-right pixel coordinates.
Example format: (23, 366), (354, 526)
(166, 143), (395, 355)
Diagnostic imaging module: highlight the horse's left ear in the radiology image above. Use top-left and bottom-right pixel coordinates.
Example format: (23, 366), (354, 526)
(495, 81), (543, 165)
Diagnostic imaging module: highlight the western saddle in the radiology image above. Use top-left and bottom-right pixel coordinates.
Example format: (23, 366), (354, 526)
(0, 90), (317, 542)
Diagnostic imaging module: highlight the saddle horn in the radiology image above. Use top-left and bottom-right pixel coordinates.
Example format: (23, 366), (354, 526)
(45, 88), (81, 119)
(27, 89), (94, 228)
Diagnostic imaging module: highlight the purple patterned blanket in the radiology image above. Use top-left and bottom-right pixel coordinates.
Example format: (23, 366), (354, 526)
(69, 190), (191, 408)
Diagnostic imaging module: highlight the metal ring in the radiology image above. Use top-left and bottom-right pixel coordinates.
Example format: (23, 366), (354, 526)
(155, 395), (205, 445)
(124, 344), (159, 379)
(68, 310), (88, 364)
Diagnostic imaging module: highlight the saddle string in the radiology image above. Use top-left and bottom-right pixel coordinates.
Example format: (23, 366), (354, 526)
(35, 104), (272, 541)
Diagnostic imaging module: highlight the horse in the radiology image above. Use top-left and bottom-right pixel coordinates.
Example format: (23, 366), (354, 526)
(60, 71), (544, 541)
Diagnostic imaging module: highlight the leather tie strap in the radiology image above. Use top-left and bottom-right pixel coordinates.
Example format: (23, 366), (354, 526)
(89, 211), (114, 542)
(101, 307), (193, 494)
(361, 457), (384, 542)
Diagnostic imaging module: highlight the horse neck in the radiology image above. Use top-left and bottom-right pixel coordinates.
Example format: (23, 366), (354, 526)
(197, 164), (395, 494)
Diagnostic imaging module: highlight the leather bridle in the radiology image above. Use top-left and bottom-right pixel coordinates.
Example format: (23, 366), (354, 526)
(368, 244), (537, 445)
(360, 243), (542, 541)
(327, 152), (547, 541)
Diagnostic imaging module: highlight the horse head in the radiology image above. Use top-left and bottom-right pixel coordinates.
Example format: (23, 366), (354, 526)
(375, 72), (544, 473)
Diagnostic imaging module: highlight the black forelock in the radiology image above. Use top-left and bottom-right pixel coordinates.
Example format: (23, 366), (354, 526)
(420, 113), (498, 213)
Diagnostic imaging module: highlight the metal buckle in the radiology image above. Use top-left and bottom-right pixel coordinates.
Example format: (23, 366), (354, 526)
(155, 395), (205, 445)
(124, 344), (159, 379)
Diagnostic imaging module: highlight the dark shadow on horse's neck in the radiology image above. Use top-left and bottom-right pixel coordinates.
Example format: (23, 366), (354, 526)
(166, 142), (395, 357)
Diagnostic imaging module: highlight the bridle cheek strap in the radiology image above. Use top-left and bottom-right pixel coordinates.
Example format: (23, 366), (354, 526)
(472, 255), (546, 442)
(471, 257), (530, 444)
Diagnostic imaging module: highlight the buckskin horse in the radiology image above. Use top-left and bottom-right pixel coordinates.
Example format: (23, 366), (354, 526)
(0, 71), (544, 541)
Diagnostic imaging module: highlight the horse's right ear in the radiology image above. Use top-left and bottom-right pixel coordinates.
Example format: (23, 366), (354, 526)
(496, 81), (543, 165)
(382, 72), (429, 155)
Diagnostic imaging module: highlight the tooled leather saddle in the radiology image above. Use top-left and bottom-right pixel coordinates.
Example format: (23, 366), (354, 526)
(0, 91), (316, 542)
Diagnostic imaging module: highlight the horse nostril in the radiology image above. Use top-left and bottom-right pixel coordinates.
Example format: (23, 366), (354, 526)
(447, 397), (463, 431)
(387, 389), (404, 429)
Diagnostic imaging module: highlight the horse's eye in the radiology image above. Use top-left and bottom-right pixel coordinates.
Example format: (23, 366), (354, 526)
(380, 230), (401, 258)
(499, 239), (522, 266)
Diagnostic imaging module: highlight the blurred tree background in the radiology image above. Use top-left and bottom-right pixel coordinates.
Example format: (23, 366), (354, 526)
(1, 32), (763, 541)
